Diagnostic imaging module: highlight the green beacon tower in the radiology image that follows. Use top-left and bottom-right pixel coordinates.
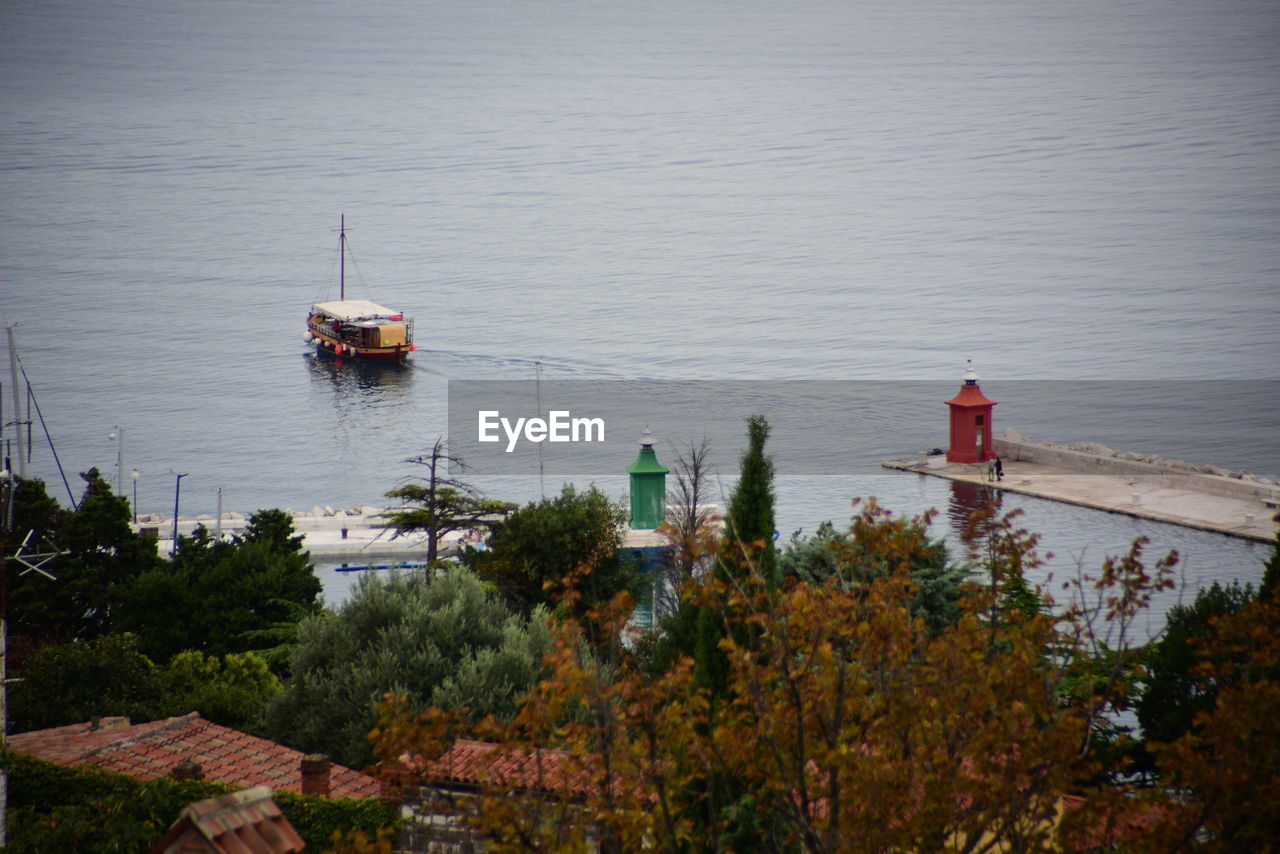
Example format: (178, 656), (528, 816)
(627, 426), (669, 530)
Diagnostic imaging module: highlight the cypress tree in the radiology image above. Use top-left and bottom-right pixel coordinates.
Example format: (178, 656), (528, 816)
(694, 414), (776, 691)
(719, 414), (778, 588)
(690, 416), (781, 848)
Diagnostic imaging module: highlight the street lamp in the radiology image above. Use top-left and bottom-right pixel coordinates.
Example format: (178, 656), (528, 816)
(172, 472), (188, 554)
(131, 469), (139, 524)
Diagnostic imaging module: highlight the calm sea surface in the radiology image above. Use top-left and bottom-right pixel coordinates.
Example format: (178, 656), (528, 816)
(2, 0), (1277, 612)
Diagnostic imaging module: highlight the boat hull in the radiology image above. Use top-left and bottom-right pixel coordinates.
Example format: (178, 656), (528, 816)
(306, 321), (415, 363)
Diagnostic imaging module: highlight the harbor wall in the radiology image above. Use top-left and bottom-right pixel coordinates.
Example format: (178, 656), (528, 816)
(993, 437), (1278, 504)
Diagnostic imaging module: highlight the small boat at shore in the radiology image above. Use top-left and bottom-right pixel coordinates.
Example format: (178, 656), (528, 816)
(304, 216), (415, 363)
(334, 561), (429, 573)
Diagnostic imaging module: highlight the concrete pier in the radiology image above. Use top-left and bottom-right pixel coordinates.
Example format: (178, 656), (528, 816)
(884, 436), (1278, 544)
(133, 506), (437, 559)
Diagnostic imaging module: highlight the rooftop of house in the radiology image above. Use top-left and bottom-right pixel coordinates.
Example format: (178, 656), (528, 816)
(8, 712), (381, 800)
(412, 738), (597, 798)
(148, 785), (305, 854)
(406, 740), (1159, 851)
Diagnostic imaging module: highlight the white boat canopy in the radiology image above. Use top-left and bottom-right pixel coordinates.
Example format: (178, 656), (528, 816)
(311, 299), (403, 321)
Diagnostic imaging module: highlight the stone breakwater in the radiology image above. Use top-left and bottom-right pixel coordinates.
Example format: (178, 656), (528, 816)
(886, 430), (1278, 543)
(133, 504), (667, 559)
(134, 505), (392, 534)
(1043, 442), (1269, 483)
(132, 506), (420, 558)
(993, 431), (1277, 505)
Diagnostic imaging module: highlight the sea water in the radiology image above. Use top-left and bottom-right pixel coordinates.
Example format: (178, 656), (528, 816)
(1, 0), (1277, 610)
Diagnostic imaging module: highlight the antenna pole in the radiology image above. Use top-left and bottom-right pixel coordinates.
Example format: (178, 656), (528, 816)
(24, 385), (31, 469)
(340, 214), (346, 301)
(7, 327), (24, 479)
(1, 470), (8, 849)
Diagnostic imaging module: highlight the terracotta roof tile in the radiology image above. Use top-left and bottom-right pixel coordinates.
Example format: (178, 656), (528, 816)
(417, 739), (599, 797)
(10, 714), (381, 800)
(148, 786), (305, 854)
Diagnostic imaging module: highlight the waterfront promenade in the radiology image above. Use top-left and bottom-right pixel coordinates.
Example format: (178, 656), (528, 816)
(134, 506), (668, 559)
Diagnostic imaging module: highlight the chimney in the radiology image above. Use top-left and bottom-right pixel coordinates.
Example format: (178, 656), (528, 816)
(301, 753), (333, 797)
(172, 759), (204, 781)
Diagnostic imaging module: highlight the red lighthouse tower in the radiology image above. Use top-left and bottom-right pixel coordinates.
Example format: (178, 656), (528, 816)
(945, 360), (997, 464)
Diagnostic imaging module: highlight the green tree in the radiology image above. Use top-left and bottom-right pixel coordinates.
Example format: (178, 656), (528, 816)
(263, 568), (551, 768)
(718, 415), (777, 587)
(153, 650), (283, 732)
(469, 483), (638, 628)
(695, 415), (776, 695)
(238, 507), (306, 552)
(8, 632), (160, 732)
(6, 474), (68, 543)
(8, 634), (283, 733)
(778, 521), (842, 583)
(686, 415), (780, 849)
(1137, 580), (1255, 749)
(5, 469), (163, 649)
(780, 512), (968, 633)
(384, 439), (516, 569)
(2, 475), (71, 667)
(1260, 517), (1280, 600)
(115, 509), (322, 665)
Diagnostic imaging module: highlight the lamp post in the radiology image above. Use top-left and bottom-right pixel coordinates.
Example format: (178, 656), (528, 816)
(172, 472), (188, 554)
(131, 468), (139, 524)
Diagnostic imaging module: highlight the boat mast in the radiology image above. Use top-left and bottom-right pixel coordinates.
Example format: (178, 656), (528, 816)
(339, 213), (346, 301)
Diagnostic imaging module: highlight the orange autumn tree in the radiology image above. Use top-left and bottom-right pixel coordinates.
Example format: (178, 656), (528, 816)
(373, 500), (1188, 853)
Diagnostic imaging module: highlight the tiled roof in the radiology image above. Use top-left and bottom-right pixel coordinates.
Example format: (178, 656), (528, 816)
(9, 713), (381, 799)
(149, 785), (305, 854)
(416, 738), (598, 797)
(1058, 793), (1168, 849)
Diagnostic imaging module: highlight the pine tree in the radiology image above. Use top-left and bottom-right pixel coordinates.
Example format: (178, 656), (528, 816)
(384, 438), (515, 570)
